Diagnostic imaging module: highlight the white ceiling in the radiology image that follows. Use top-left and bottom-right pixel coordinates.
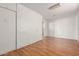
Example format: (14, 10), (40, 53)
(21, 3), (79, 21)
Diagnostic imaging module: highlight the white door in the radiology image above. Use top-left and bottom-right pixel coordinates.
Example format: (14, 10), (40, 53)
(0, 7), (16, 55)
(17, 4), (42, 49)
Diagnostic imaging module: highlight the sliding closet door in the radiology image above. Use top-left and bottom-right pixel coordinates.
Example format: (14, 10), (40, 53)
(0, 6), (16, 55)
(17, 4), (42, 48)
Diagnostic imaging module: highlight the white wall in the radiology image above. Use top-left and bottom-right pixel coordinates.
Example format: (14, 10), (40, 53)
(17, 4), (42, 48)
(76, 13), (79, 41)
(49, 15), (78, 40)
(43, 19), (49, 36)
(0, 3), (16, 11)
(49, 22), (55, 37)
(78, 15), (79, 41)
(78, 15), (79, 40)
(0, 5), (16, 55)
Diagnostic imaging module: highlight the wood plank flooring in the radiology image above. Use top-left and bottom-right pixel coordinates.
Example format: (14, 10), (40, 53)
(2, 37), (79, 56)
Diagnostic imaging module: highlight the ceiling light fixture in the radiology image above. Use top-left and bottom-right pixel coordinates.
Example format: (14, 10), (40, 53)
(48, 3), (60, 10)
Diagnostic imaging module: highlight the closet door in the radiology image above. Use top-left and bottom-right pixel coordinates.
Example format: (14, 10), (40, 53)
(0, 7), (16, 55)
(17, 4), (42, 48)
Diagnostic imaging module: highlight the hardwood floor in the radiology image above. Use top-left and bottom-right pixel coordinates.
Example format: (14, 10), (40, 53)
(3, 37), (79, 56)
